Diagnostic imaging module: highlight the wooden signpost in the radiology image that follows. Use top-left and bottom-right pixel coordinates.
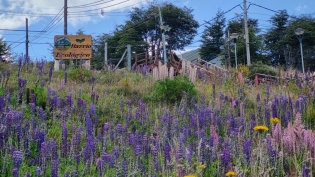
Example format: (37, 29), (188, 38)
(53, 35), (92, 70)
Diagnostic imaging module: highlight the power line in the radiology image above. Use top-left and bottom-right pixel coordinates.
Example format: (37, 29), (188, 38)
(202, 3), (242, 26)
(0, 29), (46, 32)
(5, 41), (52, 44)
(68, 0), (114, 8)
(67, 0), (130, 13)
(29, 9), (64, 43)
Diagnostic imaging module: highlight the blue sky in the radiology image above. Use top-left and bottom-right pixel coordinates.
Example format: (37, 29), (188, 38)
(0, 0), (314, 61)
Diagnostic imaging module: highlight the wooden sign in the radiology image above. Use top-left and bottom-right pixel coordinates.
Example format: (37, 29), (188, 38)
(54, 35), (92, 60)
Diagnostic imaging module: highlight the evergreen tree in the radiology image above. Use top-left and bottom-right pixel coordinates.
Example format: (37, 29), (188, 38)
(0, 37), (10, 62)
(199, 9), (226, 61)
(264, 10), (289, 66)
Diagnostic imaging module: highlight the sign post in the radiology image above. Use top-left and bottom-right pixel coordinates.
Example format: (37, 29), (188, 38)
(53, 35), (92, 70)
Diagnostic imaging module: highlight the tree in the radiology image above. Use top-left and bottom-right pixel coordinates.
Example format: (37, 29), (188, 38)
(264, 10), (289, 66)
(199, 9), (226, 61)
(91, 2), (199, 68)
(224, 18), (266, 67)
(281, 14), (315, 70)
(0, 38), (10, 62)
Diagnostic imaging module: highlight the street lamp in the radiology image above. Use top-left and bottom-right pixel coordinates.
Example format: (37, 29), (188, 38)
(230, 33), (240, 70)
(294, 28), (305, 75)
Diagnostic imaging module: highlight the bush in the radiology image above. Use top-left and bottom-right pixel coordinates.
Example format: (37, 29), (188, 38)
(248, 61), (277, 78)
(152, 76), (197, 104)
(68, 68), (92, 82)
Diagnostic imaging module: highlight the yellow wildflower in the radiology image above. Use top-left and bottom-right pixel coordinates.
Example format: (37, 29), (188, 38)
(226, 171), (237, 176)
(184, 175), (196, 177)
(198, 164), (206, 169)
(253, 125), (269, 131)
(270, 117), (280, 124)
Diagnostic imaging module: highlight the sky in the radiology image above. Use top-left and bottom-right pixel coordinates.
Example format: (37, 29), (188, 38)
(0, 0), (314, 61)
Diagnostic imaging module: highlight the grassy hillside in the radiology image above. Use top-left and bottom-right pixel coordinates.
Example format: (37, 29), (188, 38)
(0, 61), (314, 177)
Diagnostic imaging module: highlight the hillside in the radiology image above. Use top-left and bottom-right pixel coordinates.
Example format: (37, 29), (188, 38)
(0, 61), (314, 177)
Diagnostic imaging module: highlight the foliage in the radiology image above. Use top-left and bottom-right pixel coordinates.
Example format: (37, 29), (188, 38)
(248, 61), (277, 77)
(67, 68), (92, 82)
(264, 10), (289, 66)
(0, 37), (10, 61)
(224, 18), (267, 66)
(32, 86), (47, 109)
(152, 76), (196, 103)
(238, 63), (249, 76)
(199, 9), (226, 61)
(91, 2), (199, 68)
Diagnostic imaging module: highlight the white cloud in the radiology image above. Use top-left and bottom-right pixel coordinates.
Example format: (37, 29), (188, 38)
(295, 5), (307, 12)
(183, 1), (189, 6)
(0, 0), (148, 29)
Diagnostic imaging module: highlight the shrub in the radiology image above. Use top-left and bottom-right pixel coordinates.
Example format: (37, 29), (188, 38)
(152, 76), (197, 104)
(68, 68), (92, 82)
(248, 61), (277, 78)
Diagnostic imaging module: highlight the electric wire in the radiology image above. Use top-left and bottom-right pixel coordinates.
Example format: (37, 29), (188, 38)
(66, 0), (130, 14)
(68, 0), (115, 8)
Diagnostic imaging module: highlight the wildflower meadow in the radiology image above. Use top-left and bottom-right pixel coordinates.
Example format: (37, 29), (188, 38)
(0, 58), (315, 177)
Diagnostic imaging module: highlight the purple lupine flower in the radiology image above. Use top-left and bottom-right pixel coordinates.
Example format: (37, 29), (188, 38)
(116, 124), (123, 134)
(64, 72), (68, 84)
(243, 139), (252, 166)
(101, 152), (110, 163)
(110, 129), (114, 141)
(122, 158), (128, 177)
(87, 136), (95, 155)
(96, 158), (104, 176)
(114, 146), (120, 158)
(60, 79), (65, 90)
(12, 168), (19, 177)
(48, 139), (58, 160)
(61, 124), (68, 158)
(135, 144), (142, 156)
(41, 80), (45, 87)
(284, 111), (290, 127)
(24, 172), (30, 177)
(129, 134), (135, 146)
(151, 145), (158, 157)
(85, 113), (93, 137)
(71, 170), (78, 177)
(90, 104), (98, 125)
(303, 163), (311, 177)
(185, 145), (193, 164)
(51, 159), (59, 177)
(221, 148), (231, 169)
(91, 76), (95, 84)
(75, 154), (80, 167)
(48, 65), (54, 82)
(154, 157), (159, 171)
(35, 166), (41, 176)
(91, 91), (96, 103)
(120, 100), (124, 112)
(12, 150), (23, 169)
(41, 142), (48, 160)
(271, 101), (278, 118)
(83, 144), (92, 164)
(176, 148), (183, 160)
(104, 122), (110, 132)
(38, 107), (46, 122)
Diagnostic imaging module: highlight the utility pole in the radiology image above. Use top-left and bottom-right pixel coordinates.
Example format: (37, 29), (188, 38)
(227, 29), (231, 68)
(243, 0), (251, 65)
(26, 18), (29, 70)
(64, 0), (67, 35)
(158, 6), (167, 64)
(104, 41), (108, 66)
